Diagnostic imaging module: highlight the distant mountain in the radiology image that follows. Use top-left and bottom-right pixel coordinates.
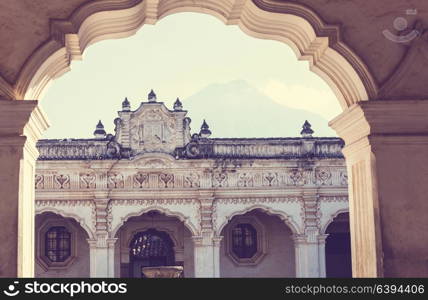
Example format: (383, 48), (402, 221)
(181, 80), (337, 138)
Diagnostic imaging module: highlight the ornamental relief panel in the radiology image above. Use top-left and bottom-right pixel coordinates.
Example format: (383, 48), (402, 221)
(34, 167), (348, 190)
(79, 172), (96, 189)
(263, 172), (279, 187)
(212, 172), (228, 188)
(315, 167), (332, 185)
(129, 108), (179, 153)
(107, 172), (124, 189)
(133, 172), (149, 188)
(35, 174), (44, 189)
(184, 173), (200, 188)
(54, 174), (70, 189)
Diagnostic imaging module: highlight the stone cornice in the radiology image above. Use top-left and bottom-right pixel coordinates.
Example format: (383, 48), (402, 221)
(0, 100), (49, 139)
(35, 136), (345, 161)
(330, 100), (428, 147)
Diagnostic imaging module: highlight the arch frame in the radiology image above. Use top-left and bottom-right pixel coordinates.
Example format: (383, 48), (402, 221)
(321, 208), (349, 235)
(110, 205), (199, 238)
(35, 207), (96, 240)
(2, 0), (376, 109)
(215, 204), (301, 237)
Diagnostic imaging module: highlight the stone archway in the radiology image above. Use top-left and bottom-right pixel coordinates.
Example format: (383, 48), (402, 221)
(11, 0), (373, 108)
(324, 212), (351, 278)
(113, 210), (194, 278)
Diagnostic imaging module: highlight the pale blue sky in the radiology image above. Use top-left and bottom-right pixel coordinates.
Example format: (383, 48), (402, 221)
(40, 12), (341, 139)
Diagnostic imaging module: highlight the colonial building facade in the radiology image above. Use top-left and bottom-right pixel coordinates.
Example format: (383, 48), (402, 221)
(34, 91), (350, 278)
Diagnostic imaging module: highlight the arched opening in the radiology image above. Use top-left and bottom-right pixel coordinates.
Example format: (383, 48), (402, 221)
(5, 0), (366, 274)
(325, 212), (352, 278)
(16, 1), (373, 106)
(35, 212), (90, 278)
(219, 209), (295, 277)
(129, 228), (176, 278)
(114, 210), (194, 278)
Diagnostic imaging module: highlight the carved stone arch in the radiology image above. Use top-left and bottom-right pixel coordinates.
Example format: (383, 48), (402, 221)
(35, 207), (96, 239)
(111, 205), (198, 238)
(321, 208), (349, 234)
(215, 204), (301, 236)
(12, 0), (375, 109)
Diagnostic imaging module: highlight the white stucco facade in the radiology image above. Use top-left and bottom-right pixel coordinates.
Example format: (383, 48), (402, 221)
(34, 94), (349, 278)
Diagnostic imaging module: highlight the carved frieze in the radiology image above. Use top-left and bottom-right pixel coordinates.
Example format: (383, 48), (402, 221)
(289, 168), (304, 186)
(54, 174), (70, 189)
(237, 172), (254, 187)
(35, 174), (44, 189)
(107, 173), (124, 189)
(133, 172), (149, 188)
(158, 173), (174, 188)
(263, 172), (279, 187)
(184, 173), (200, 188)
(316, 167), (332, 185)
(35, 166), (348, 191)
(212, 172), (228, 188)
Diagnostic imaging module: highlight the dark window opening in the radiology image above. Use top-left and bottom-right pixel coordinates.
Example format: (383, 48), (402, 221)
(232, 223), (257, 259)
(45, 226), (71, 262)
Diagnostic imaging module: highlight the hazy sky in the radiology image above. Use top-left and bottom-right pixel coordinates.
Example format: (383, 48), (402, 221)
(40, 12), (341, 139)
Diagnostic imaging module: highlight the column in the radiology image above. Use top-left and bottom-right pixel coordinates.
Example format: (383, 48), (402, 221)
(88, 237), (117, 278)
(193, 190), (222, 277)
(318, 235), (327, 278)
(294, 232), (326, 277)
(88, 195), (117, 277)
(296, 188), (326, 277)
(213, 236), (223, 277)
(0, 99), (49, 277)
(330, 100), (428, 277)
(192, 231), (222, 278)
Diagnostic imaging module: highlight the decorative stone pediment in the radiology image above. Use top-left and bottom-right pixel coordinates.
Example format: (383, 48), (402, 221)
(132, 153), (176, 168)
(114, 100), (191, 156)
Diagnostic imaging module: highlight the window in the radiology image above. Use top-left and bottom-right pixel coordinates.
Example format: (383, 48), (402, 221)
(45, 226), (71, 262)
(36, 220), (77, 270)
(232, 224), (257, 258)
(225, 216), (266, 265)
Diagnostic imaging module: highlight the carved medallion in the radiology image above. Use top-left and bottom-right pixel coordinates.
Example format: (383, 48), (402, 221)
(107, 173), (124, 189)
(35, 174), (44, 189)
(129, 108), (177, 153)
(184, 173), (200, 188)
(80, 173), (96, 189)
(289, 169), (303, 185)
(213, 172), (228, 188)
(54, 174), (70, 189)
(134, 172), (149, 188)
(237, 173), (254, 187)
(158, 173), (174, 188)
